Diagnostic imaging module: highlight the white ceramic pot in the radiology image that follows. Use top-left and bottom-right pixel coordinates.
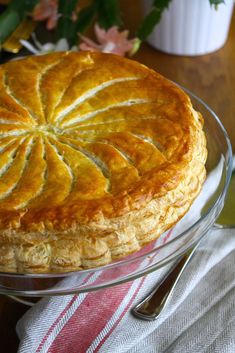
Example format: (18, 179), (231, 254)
(142, 0), (234, 56)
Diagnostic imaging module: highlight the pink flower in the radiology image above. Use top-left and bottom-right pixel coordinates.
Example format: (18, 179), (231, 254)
(71, 4), (81, 23)
(79, 24), (138, 57)
(32, 0), (59, 30)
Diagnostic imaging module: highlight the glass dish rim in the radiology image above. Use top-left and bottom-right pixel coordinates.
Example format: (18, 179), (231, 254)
(0, 86), (233, 279)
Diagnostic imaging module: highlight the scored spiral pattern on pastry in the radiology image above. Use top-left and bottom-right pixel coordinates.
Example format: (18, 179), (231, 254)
(0, 52), (207, 273)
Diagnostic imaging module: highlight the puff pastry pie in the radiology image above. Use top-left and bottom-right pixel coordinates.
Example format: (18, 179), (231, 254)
(0, 52), (207, 273)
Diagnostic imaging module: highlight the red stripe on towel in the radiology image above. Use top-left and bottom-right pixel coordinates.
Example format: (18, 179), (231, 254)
(39, 229), (173, 353)
(36, 273), (94, 353)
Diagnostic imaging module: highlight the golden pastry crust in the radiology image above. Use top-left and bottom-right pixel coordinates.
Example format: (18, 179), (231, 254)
(0, 52), (207, 273)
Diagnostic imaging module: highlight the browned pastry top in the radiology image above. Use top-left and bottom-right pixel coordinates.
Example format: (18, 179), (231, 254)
(0, 52), (207, 273)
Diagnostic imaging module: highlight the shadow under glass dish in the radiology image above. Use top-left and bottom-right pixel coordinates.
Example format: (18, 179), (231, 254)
(0, 87), (232, 297)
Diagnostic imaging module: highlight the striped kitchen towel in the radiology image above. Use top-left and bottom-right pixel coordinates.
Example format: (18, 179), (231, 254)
(16, 227), (235, 353)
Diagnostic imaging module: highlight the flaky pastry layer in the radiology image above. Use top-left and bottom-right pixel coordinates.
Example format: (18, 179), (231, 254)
(0, 52), (207, 273)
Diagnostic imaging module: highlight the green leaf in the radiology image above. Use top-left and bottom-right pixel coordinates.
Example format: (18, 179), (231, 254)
(57, 0), (78, 16)
(209, 0), (225, 5)
(57, 0), (79, 45)
(137, 0), (171, 40)
(209, 0), (225, 9)
(137, 8), (160, 40)
(0, 8), (20, 45)
(216, 171), (235, 226)
(0, 0), (39, 45)
(96, 0), (122, 29)
(75, 4), (96, 34)
(152, 0), (172, 7)
(9, 0), (39, 16)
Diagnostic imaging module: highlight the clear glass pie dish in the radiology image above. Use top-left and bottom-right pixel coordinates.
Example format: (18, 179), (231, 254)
(0, 87), (232, 297)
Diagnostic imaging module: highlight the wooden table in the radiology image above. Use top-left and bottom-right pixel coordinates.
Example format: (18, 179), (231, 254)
(0, 5), (234, 353)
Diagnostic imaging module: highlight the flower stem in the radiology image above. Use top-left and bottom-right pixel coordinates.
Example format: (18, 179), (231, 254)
(57, 0), (78, 46)
(0, 0), (38, 47)
(96, 0), (122, 29)
(137, 0), (171, 41)
(0, 8), (20, 45)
